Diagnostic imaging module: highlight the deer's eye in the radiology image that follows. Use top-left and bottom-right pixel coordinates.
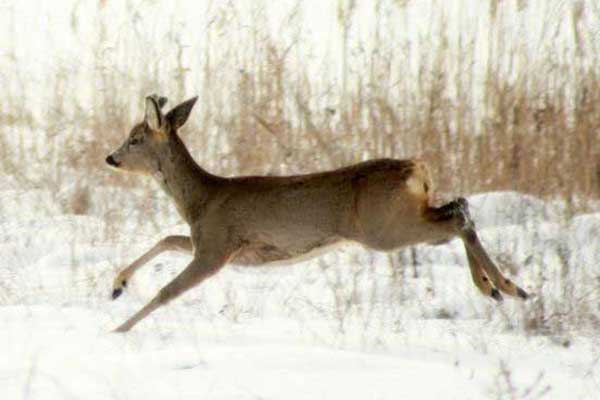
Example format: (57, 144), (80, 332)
(130, 137), (142, 146)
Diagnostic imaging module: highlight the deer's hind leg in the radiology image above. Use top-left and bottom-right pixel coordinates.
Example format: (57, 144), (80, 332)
(112, 235), (193, 300)
(423, 199), (500, 300)
(425, 198), (528, 300)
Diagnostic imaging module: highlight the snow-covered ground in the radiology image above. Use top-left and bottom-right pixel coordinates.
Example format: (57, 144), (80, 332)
(0, 182), (598, 399)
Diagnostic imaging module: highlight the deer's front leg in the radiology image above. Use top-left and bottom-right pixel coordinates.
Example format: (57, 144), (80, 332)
(113, 247), (231, 333)
(111, 235), (193, 300)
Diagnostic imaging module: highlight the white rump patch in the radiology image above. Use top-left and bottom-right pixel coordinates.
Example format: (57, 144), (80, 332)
(406, 175), (425, 197)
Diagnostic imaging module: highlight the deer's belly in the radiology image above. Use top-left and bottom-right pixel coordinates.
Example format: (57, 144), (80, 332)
(231, 238), (346, 267)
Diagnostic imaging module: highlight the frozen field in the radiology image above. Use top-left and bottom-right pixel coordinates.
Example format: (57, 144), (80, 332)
(0, 183), (598, 399)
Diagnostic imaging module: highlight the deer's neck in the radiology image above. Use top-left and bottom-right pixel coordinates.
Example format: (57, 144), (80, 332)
(155, 134), (217, 223)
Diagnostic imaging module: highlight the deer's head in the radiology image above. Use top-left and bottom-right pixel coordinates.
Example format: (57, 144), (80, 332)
(106, 95), (198, 175)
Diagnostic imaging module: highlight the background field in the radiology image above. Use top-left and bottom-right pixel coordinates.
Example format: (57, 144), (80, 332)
(0, 0), (598, 399)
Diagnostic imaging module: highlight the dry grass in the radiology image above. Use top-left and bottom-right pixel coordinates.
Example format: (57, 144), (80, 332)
(0, 0), (597, 207)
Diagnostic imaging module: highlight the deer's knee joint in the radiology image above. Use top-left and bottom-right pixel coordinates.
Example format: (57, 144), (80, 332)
(455, 197), (468, 209)
(451, 199), (475, 233)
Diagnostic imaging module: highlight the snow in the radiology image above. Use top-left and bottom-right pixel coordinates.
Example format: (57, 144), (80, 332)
(1, 307), (597, 400)
(0, 183), (598, 399)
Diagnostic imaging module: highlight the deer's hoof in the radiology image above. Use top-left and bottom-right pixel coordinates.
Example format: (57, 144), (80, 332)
(516, 287), (529, 300)
(490, 288), (504, 302)
(111, 279), (127, 300)
(111, 288), (123, 300)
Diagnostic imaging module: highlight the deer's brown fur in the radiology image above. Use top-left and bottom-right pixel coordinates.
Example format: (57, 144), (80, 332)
(106, 95), (528, 332)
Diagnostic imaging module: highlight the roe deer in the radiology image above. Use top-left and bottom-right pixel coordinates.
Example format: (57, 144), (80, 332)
(106, 95), (528, 332)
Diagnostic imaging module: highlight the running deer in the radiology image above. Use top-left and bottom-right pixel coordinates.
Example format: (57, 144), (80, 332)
(106, 95), (528, 332)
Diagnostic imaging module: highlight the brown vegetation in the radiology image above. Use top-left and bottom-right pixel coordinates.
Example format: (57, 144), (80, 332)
(0, 1), (597, 210)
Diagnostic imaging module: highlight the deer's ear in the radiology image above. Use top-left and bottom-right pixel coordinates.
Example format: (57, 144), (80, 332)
(165, 96), (198, 131)
(147, 94), (168, 109)
(157, 96), (168, 109)
(144, 96), (163, 131)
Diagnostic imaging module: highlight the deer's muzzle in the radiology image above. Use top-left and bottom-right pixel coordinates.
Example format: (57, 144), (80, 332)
(106, 155), (120, 167)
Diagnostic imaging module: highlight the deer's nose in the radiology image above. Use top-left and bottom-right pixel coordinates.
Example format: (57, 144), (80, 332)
(106, 155), (120, 167)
